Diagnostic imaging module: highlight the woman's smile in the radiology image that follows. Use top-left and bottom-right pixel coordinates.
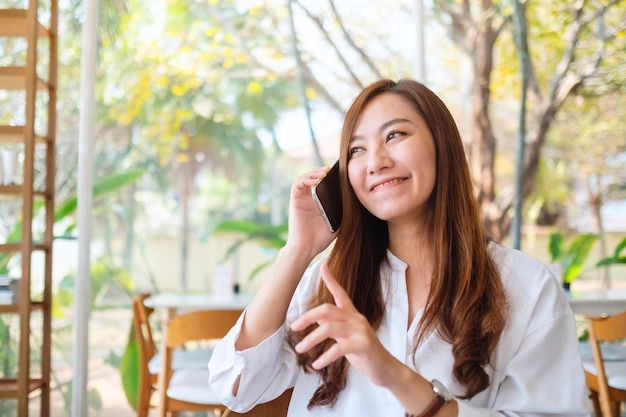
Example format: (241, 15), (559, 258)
(370, 177), (408, 192)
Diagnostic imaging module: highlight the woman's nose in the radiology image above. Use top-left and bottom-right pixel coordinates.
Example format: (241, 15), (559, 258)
(367, 145), (392, 174)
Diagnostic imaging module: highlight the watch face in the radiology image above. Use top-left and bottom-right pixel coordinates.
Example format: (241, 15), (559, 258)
(431, 379), (453, 401)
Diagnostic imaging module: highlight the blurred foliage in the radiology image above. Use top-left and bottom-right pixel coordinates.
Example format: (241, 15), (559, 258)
(596, 237), (626, 267)
(548, 231), (600, 284)
(0, 170), (145, 274)
(211, 219), (288, 282)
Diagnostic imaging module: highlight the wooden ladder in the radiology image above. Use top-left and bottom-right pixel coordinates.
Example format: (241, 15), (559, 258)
(0, 1), (57, 416)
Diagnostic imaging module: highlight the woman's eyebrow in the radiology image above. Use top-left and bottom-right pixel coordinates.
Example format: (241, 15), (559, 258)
(350, 117), (411, 142)
(379, 118), (410, 132)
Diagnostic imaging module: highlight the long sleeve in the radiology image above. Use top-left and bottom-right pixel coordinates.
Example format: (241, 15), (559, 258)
(208, 259), (325, 413)
(208, 311), (299, 411)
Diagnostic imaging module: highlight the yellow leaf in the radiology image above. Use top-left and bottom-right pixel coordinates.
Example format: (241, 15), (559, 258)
(156, 75), (169, 88)
(171, 84), (188, 96)
(178, 136), (190, 150)
(247, 81), (263, 95)
(305, 87), (317, 100)
(176, 109), (194, 120)
(188, 78), (202, 89)
(223, 59), (234, 69)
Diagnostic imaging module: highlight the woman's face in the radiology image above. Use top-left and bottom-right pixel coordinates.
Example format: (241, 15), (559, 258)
(347, 92), (436, 226)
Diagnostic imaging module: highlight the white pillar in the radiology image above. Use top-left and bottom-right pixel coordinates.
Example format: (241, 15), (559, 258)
(72, 0), (99, 415)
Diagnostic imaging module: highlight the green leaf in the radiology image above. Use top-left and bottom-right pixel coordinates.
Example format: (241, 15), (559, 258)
(562, 233), (600, 283)
(120, 328), (140, 410)
(247, 260), (274, 282)
(0, 170), (145, 273)
(548, 231), (564, 263)
(596, 256), (626, 267)
(213, 220), (287, 251)
(212, 219), (287, 281)
(596, 237), (626, 267)
(54, 169), (145, 222)
(214, 219), (262, 234)
(612, 237), (626, 258)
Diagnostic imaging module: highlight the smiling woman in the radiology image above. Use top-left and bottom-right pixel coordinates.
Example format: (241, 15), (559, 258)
(207, 78), (589, 417)
(346, 94), (437, 226)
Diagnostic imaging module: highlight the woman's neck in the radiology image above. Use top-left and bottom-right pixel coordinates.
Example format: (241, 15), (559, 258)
(387, 220), (433, 266)
(388, 220), (435, 325)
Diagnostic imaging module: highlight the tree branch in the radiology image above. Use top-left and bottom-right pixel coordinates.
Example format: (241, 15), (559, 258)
(327, 0), (384, 80)
(294, 0), (365, 87)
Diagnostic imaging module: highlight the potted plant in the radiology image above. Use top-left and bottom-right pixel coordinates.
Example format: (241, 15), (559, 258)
(548, 231), (600, 290)
(211, 219), (288, 289)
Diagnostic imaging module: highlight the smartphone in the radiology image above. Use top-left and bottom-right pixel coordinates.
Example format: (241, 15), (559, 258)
(311, 160), (343, 233)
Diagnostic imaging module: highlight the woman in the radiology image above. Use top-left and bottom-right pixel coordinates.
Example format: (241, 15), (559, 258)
(208, 79), (589, 416)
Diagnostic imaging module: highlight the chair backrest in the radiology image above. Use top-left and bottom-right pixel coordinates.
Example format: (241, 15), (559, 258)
(165, 309), (241, 348)
(163, 309), (241, 383)
(158, 308), (242, 416)
(224, 388), (293, 417)
(133, 293), (157, 365)
(132, 293), (159, 417)
(585, 310), (626, 417)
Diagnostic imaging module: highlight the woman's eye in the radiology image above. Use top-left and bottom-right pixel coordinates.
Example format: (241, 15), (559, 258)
(349, 146), (364, 156)
(387, 131), (404, 141)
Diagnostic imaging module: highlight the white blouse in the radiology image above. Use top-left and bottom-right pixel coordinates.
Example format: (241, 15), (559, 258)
(208, 243), (590, 417)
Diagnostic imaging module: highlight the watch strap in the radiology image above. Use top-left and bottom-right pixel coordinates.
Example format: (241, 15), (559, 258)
(404, 380), (447, 417)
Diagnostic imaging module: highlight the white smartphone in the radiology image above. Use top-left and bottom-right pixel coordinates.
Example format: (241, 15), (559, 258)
(311, 161), (343, 232)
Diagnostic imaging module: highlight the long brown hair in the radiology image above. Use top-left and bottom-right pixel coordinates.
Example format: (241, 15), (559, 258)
(289, 79), (507, 408)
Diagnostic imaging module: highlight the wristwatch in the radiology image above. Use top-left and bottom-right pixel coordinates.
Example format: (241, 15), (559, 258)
(405, 379), (453, 417)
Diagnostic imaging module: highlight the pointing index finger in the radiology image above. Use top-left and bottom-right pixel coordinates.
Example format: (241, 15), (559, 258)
(321, 263), (353, 311)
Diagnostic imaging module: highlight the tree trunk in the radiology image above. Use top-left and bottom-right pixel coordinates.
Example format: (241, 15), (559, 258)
(585, 175), (611, 288)
(180, 161), (192, 291)
(468, 5), (500, 239)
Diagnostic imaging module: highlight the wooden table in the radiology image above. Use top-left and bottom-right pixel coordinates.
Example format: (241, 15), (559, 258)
(566, 289), (626, 316)
(144, 292), (253, 416)
(144, 292), (254, 319)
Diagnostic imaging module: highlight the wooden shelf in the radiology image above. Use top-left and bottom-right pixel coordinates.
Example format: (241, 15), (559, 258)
(0, 2), (56, 415)
(0, 126), (49, 144)
(0, 185), (51, 197)
(0, 67), (50, 90)
(0, 243), (51, 252)
(0, 301), (44, 314)
(0, 9), (50, 38)
(0, 378), (46, 399)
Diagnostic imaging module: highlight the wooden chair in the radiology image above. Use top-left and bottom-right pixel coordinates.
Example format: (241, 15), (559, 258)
(132, 293), (214, 417)
(133, 293), (160, 417)
(159, 308), (242, 417)
(223, 388), (293, 417)
(583, 310), (626, 417)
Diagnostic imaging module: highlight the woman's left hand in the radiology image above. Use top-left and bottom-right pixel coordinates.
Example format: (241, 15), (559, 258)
(290, 264), (397, 387)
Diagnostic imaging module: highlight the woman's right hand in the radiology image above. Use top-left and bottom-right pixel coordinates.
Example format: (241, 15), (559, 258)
(233, 166), (338, 353)
(285, 166), (338, 261)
